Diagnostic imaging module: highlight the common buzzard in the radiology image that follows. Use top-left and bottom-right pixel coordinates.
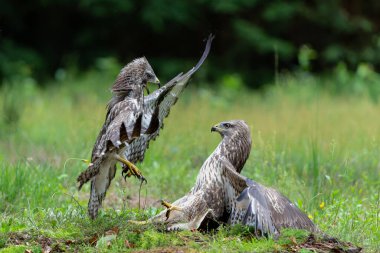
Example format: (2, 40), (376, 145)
(142, 120), (317, 235)
(77, 35), (214, 219)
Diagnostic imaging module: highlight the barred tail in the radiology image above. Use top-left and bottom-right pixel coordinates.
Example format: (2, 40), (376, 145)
(77, 161), (100, 190)
(88, 180), (101, 219)
(86, 165), (116, 219)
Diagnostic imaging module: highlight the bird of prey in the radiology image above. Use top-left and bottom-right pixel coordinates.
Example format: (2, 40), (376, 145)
(141, 120), (317, 235)
(77, 35), (214, 219)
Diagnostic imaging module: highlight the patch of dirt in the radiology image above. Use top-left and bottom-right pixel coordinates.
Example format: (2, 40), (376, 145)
(286, 234), (362, 253)
(6, 232), (84, 252)
(5, 230), (363, 253)
(7, 232), (32, 245)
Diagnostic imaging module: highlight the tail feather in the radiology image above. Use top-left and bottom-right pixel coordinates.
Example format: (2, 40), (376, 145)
(87, 164), (117, 219)
(88, 180), (101, 219)
(77, 158), (102, 190)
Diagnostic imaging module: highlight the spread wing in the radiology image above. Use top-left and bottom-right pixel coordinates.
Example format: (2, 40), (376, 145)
(222, 159), (316, 235)
(77, 98), (141, 190)
(258, 184), (317, 233)
(124, 34), (214, 163)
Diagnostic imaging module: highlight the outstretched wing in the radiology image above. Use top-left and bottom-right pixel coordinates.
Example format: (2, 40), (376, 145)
(222, 159), (316, 235)
(259, 184), (317, 233)
(124, 34), (214, 163)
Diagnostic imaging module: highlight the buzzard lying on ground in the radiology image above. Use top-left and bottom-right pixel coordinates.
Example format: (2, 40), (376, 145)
(77, 35), (214, 219)
(141, 120), (316, 235)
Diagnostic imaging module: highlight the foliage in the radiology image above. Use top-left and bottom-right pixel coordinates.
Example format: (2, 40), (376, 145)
(0, 72), (379, 251)
(1, 0), (380, 87)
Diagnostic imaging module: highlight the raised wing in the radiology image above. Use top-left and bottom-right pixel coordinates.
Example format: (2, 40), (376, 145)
(222, 161), (316, 236)
(124, 34), (214, 163)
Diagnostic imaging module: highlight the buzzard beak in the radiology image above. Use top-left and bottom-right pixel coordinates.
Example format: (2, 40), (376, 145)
(211, 125), (221, 133)
(150, 76), (160, 86)
(155, 77), (161, 88)
(148, 77), (160, 90)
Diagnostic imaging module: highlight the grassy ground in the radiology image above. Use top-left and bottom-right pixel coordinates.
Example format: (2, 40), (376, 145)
(0, 71), (379, 252)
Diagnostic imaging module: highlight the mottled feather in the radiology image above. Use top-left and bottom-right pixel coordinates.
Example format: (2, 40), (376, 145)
(148, 120), (317, 235)
(124, 34), (214, 164)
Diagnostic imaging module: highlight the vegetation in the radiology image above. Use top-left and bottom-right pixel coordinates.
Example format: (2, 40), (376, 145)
(1, 1), (379, 251)
(0, 67), (379, 252)
(2, 0), (380, 87)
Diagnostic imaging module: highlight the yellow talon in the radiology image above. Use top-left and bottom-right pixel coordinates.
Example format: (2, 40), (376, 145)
(114, 154), (147, 183)
(161, 200), (183, 220)
(161, 200), (183, 211)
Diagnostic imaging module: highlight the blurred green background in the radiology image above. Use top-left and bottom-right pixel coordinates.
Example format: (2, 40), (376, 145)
(1, 0), (380, 88)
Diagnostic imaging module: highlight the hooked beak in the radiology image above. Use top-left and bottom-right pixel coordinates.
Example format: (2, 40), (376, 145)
(146, 77), (161, 94)
(152, 76), (161, 88)
(211, 124), (222, 133)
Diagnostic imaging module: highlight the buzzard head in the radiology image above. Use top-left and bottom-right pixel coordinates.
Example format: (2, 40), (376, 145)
(112, 57), (160, 96)
(211, 120), (252, 172)
(211, 120), (250, 138)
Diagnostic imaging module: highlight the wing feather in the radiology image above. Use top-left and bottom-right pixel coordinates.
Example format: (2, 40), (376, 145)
(124, 34), (214, 163)
(222, 160), (316, 235)
(262, 186), (317, 232)
(77, 99), (142, 190)
(100, 99), (141, 148)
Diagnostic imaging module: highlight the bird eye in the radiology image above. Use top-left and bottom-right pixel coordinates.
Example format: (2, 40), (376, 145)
(224, 123), (232, 128)
(146, 72), (153, 79)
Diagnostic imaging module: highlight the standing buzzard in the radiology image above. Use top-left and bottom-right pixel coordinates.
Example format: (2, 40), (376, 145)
(77, 35), (214, 219)
(143, 120), (317, 235)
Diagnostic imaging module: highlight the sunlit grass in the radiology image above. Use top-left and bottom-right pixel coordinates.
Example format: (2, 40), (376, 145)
(0, 72), (379, 251)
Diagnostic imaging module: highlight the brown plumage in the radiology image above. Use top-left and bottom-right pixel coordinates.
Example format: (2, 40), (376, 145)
(122, 34), (214, 166)
(147, 120), (317, 235)
(77, 35), (214, 219)
(77, 57), (160, 219)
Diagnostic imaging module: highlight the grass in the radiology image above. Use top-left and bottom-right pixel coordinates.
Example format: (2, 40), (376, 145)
(0, 70), (379, 252)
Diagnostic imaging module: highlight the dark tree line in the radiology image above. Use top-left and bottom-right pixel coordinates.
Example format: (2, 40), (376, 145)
(1, 0), (379, 87)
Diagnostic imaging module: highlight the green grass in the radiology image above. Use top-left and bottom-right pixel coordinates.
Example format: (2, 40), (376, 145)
(0, 71), (379, 252)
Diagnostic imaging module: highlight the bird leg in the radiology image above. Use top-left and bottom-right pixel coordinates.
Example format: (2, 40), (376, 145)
(128, 220), (150, 225)
(161, 200), (183, 220)
(113, 154), (147, 183)
(166, 209), (211, 231)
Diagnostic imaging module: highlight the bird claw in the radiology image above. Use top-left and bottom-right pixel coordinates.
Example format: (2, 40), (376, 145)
(161, 200), (182, 220)
(114, 154), (147, 183)
(121, 165), (147, 184)
(130, 167), (147, 184)
(139, 175), (147, 184)
(122, 169), (132, 181)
